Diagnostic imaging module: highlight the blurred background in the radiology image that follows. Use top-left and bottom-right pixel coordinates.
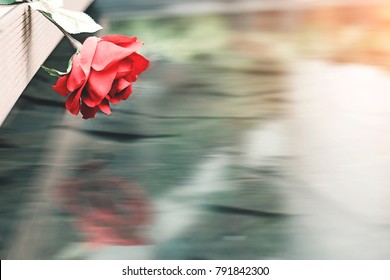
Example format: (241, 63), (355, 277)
(1, 0), (390, 259)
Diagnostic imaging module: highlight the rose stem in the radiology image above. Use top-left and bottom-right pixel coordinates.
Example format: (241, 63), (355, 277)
(40, 12), (83, 50)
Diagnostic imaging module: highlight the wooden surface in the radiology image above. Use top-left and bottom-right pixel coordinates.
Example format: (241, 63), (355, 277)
(0, 0), (94, 126)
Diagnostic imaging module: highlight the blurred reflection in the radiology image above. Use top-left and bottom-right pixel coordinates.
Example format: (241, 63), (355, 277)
(56, 161), (152, 248)
(1, 0), (390, 259)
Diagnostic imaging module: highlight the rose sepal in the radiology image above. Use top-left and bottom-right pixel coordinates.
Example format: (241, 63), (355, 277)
(41, 53), (75, 77)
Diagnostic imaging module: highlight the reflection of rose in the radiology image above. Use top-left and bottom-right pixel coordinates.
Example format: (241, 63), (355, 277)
(58, 173), (152, 247)
(53, 35), (149, 119)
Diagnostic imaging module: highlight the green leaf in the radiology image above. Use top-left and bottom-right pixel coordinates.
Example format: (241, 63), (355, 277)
(50, 9), (102, 34)
(28, 0), (63, 12)
(0, 0), (16, 5)
(29, 0), (102, 34)
(41, 53), (75, 77)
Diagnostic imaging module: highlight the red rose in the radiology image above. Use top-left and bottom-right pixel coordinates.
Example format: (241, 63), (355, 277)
(53, 35), (149, 119)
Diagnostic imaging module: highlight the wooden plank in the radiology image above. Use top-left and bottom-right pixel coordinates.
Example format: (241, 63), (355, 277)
(0, 4), (12, 18)
(0, 0), (94, 126)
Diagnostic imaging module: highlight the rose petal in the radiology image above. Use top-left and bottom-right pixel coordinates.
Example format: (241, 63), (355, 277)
(117, 78), (131, 92)
(84, 66), (118, 107)
(67, 54), (86, 91)
(80, 102), (99, 119)
(101, 35), (138, 48)
(108, 80), (119, 98)
(79, 36), (99, 76)
(110, 84), (132, 104)
(125, 73), (137, 83)
(115, 57), (134, 78)
(52, 75), (70, 96)
(65, 85), (84, 115)
(121, 84), (133, 100)
(99, 99), (112, 115)
(91, 41), (142, 71)
(130, 53), (150, 75)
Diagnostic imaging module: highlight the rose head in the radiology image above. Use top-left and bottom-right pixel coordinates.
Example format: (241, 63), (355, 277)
(53, 35), (149, 119)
